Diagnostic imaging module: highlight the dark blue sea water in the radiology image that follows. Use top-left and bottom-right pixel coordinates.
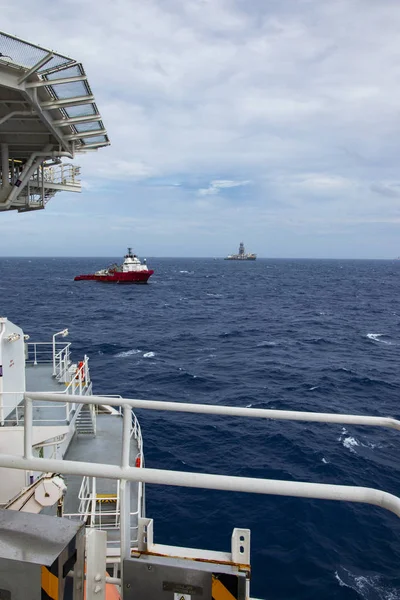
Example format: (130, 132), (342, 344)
(1, 257), (400, 599)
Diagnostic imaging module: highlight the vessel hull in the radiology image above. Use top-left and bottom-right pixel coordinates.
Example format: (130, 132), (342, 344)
(74, 270), (154, 283)
(224, 257), (256, 260)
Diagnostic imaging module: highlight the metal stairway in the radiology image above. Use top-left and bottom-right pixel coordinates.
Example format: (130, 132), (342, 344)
(75, 405), (95, 435)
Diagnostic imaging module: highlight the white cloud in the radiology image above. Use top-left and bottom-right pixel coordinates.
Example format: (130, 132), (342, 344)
(289, 174), (356, 192)
(198, 180), (251, 196)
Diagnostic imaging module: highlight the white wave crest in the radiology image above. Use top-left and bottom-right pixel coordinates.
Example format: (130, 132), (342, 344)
(180, 270), (194, 274)
(367, 333), (392, 345)
(335, 567), (400, 599)
(322, 457), (328, 464)
(309, 386), (319, 391)
(343, 436), (359, 452)
(338, 428), (358, 453)
(256, 340), (277, 347)
(143, 351), (156, 358)
(339, 427), (381, 453)
(115, 349), (141, 357)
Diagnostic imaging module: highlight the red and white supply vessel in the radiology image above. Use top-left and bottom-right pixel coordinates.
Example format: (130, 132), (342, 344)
(74, 248), (154, 283)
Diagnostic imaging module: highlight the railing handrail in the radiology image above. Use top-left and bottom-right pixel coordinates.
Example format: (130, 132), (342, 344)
(2, 393), (400, 565)
(24, 392), (400, 432)
(26, 341), (71, 347)
(1, 451), (400, 519)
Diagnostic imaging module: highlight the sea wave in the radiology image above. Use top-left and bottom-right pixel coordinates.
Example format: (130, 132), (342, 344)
(115, 349), (156, 358)
(367, 333), (393, 345)
(338, 427), (381, 453)
(115, 349), (141, 357)
(335, 567), (400, 599)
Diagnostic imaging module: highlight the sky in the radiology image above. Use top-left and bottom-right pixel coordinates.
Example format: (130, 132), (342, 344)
(1, 0), (400, 258)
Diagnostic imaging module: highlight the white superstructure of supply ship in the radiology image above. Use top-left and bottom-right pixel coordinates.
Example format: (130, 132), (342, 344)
(0, 30), (399, 600)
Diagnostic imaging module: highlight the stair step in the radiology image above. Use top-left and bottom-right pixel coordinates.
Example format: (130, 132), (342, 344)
(76, 405), (95, 435)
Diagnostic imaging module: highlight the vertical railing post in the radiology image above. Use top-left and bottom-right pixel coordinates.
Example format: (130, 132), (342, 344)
(63, 350), (67, 380)
(120, 405), (132, 566)
(34, 344), (37, 365)
(90, 476), (97, 527)
(24, 396), (33, 459)
(116, 480), (120, 527)
(24, 395), (34, 485)
(52, 337), (56, 376)
(84, 355), (89, 384)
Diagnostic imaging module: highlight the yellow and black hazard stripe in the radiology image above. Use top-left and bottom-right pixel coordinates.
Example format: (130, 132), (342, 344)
(96, 494), (117, 504)
(212, 574), (239, 600)
(41, 559), (59, 600)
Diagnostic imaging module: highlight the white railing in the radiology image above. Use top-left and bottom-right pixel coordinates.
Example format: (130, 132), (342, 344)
(26, 341), (71, 370)
(54, 344), (71, 381)
(89, 402), (96, 435)
(0, 392), (399, 564)
(30, 163), (81, 187)
(0, 355), (91, 426)
(63, 399), (143, 544)
(64, 356), (91, 400)
(26, 341), (89, 387)
(65, 476), (140, 546)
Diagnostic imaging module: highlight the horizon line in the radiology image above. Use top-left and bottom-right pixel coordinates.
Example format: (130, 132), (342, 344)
(0, 256), (398, 261)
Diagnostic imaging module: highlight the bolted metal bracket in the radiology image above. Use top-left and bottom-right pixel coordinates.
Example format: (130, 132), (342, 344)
(231, 528), (251, 566)
(138, 517), (154, 552)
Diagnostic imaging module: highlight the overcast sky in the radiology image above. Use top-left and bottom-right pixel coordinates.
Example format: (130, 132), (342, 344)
(1, 0), (400, 258)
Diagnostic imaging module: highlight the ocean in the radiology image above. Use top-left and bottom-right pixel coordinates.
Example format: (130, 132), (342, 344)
(1, 257), (400, 599)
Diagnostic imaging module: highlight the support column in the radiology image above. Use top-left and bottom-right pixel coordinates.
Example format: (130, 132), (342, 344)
(41, 164), (44, 205)
(120, 404), (132, 581)
(1, 143), (9, 188)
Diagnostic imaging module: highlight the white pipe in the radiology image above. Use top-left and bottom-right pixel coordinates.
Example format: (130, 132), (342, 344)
(26, 75), (87, 88)
(25, 392), (400, 432)
(90, 477), (96, 528)
(0, 453), (400, 519)
(0, 320), (6, 425)
(40, 95), (94, 109)
(24, 397), (33, 459)
(105, 577), (121, 586)
(121, 405), (131, 469)
(120, 405), (132, 563)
